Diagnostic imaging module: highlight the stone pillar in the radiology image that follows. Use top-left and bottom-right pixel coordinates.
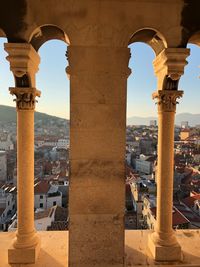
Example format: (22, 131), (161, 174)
(67, 46), (131, 267)
(148, 48), (190, 261)
(4, 43), (41, 264)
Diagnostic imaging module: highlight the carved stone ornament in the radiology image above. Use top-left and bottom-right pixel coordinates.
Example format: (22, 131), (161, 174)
(152, 90), (183, 113)
(9, 87), (41, 110)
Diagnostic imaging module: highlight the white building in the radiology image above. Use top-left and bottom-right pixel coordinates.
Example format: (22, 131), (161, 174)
(0, 151), (7, 182)
(135, 155), (154, 175)
(34, 206), (56, 231)
(181, 121), (189, 129)
(9, 206), (57, 232)
(130, 182), (144, 228)
(34, 181), (62, 210)
(126, 150), (132, 165)
(142, 196), (156, 229)
(0, 133), (14, 151)
(0, 185), (17, 230)
(57, 138), (69, 149)
(142, 196), (190, 230)
(150, 120), (157, 127)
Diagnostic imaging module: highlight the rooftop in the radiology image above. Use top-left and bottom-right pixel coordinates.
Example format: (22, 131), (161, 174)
(150, 206), (190, 227)
(182, 194), (200, 208)
(34, 181), (51, 194)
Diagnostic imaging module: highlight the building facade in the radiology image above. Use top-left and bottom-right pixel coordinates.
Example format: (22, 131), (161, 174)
(0, 151), (7, 181)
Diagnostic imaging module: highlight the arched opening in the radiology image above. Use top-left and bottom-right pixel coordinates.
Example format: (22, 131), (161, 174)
(33, 38), (70, 231)
(126, 39), (157, 230)
(175, 39), (200, 224)
(0, 25), (71, 233)
(0, 35), (17, 231)
(125, 28), (200, 231)
(29, 24), (70, 51)
(129, 28), (167, 56)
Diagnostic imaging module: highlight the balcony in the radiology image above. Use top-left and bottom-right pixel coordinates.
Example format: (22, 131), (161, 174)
(1, 229), (199, 267)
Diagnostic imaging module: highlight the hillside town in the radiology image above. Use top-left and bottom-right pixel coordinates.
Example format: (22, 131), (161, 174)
(0, 117), (200, 232)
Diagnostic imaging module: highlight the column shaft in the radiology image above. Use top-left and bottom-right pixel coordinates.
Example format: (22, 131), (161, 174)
(157, 111), (175, 236)
(16, 109), (36, 245)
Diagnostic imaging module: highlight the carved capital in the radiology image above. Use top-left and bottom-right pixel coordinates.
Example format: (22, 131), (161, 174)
(152, 90), (183, 113)
(4, 43), (40, 87)
(153, 48), (190, 90)
(9, 87), (41, 110)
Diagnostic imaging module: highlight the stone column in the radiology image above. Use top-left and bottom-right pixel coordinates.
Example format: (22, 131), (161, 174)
(4, 43), (41, 264)
(148, 48), (190, 261)
(67, 46), (131, 267)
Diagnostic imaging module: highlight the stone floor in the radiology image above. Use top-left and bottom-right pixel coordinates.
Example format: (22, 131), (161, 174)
(0, 230), (199, 267)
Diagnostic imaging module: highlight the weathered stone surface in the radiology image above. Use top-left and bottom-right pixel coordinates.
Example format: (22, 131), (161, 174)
(70, 74), (127, 104)
(70, 103), (126, 130)
(8, 240), (41, 264)
(69, 185), (124, 214)
(0, 231), (200, 266)
(70, 129), (125, 160)
(69, 215), (124, 266)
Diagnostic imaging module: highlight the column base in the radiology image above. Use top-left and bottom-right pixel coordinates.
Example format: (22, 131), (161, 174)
(8, 238), (41, 264)
(148, 233), (182, 262)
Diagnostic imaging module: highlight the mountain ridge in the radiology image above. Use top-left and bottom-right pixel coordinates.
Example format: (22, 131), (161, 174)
(0, 105), (199, 126)
(0, 105), (68, 123)
(127, 113), (200, 126)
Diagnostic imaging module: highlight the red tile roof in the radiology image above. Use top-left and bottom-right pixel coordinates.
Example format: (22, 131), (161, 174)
(172, 207), (190, 226)
(150, 206), (189, 226)
(34, 181), (50, 194)
(182, 194), (200, 208)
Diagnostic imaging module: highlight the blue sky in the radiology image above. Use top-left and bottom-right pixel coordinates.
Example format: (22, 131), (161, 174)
(0, 39), (199, 119)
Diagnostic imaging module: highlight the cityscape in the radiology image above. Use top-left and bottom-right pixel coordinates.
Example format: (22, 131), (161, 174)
(0, 106), (199, 233)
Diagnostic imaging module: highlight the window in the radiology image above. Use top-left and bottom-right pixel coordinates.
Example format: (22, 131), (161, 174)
(40, 203), (43, 208)
(40, 195), (43, 199)
(53, 201), (56, 206)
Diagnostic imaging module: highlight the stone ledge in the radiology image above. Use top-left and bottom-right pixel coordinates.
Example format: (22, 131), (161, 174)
(0, 230), (199, 266)
(125, 230), (200, 266)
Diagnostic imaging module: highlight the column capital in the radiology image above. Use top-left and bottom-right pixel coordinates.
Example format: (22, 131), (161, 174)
(9, 87), (41, 110)
(152, 90), (183, 113)
(153, 48), (190, 90)
(4, 43), (40, 87)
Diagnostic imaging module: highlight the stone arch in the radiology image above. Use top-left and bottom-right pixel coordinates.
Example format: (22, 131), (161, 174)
(187, 31), (200, 47)
(0, 28), (7, 39)
(28, 24), (70, 51)
(129, 28), (167, 56)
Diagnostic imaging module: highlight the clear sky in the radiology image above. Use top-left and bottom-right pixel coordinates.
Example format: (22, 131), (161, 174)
(0, 38), (199, 119)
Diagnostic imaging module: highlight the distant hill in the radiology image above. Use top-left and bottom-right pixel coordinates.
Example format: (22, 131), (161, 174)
(0, 105), (199, 127)
(127, 116), (156, 126)
(0, 105), (67, 123)
(127, 113), (200, 126)
(175, 113), (200, 126)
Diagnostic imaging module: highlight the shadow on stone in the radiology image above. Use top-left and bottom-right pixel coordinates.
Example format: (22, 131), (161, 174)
(125, 244), (151, 266)
(10, 248), (66, 267)
(182, 250), (200, 265)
